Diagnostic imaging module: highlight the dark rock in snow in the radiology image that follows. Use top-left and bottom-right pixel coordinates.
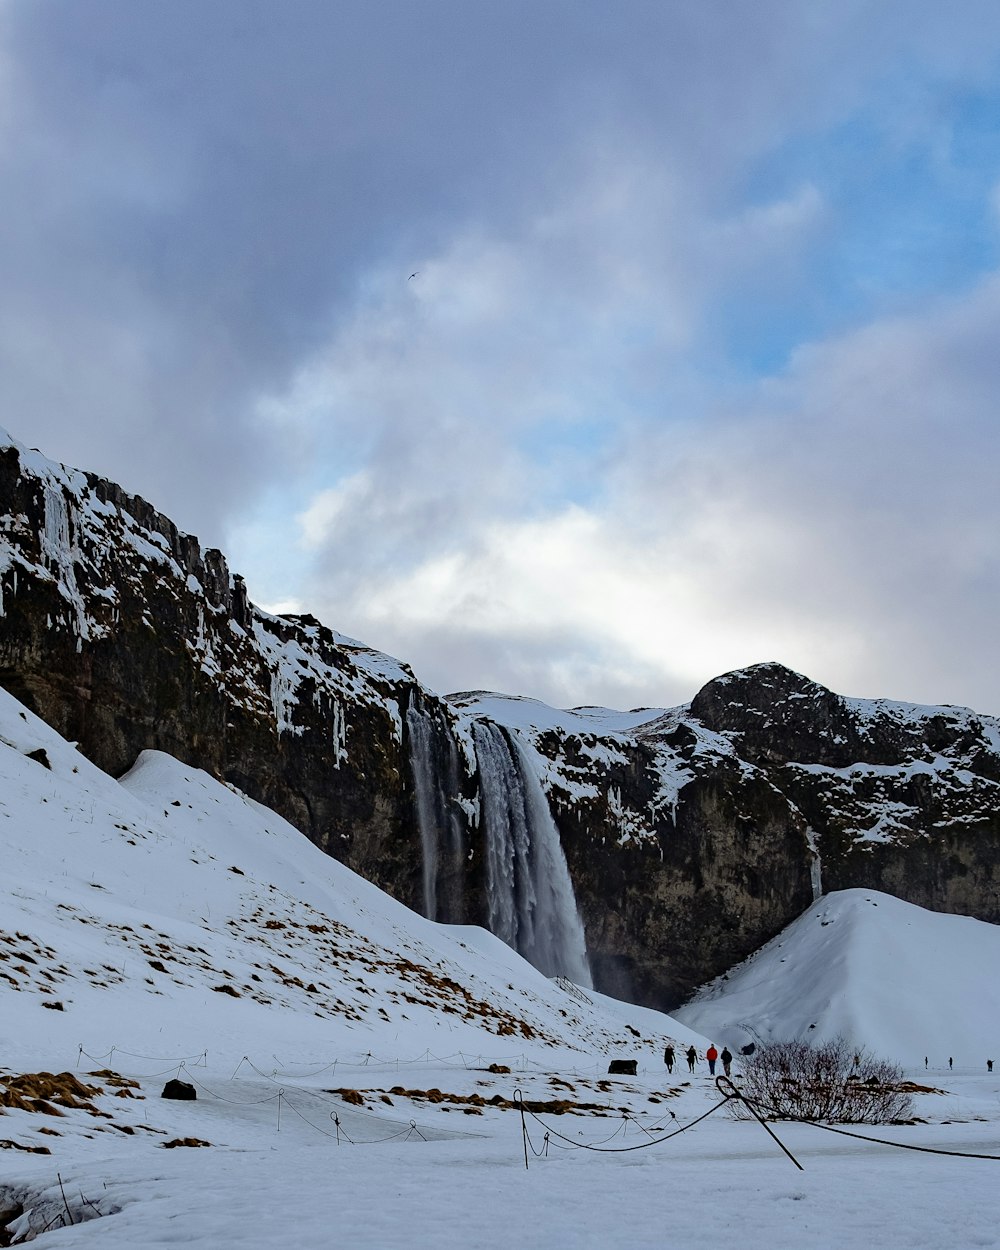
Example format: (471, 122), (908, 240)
(161, 1080), (197, 1101)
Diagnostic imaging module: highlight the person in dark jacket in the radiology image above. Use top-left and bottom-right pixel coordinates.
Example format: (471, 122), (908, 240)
(721, 1047), (733, 1077)
(685, 1045), (697, 1073)
(664, 1045), (675, 1074)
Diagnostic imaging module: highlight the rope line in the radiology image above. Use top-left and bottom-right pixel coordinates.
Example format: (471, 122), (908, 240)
(178, 1068), (283, 1107)
(520, 1076), (1000, 1170)
(715, 1077), (803, 1170)
(733, 1080), (1000, 1162)
(275, 1094), (430, 1145)
(521, 1087), (736, 1157)
(77, 1044), (207, 1065)
(239, 1056), (485, 1139)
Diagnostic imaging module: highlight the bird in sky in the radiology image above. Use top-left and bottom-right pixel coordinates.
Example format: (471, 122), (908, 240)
(408, 271), (419, 280)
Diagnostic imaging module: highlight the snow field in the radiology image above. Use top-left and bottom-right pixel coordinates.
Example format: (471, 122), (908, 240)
(3, 1064), (1000, 1249)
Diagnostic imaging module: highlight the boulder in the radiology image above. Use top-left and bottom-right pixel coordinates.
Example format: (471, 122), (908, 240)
(161, 1079), (197, 1101)
(608, 1059), (638, 1076)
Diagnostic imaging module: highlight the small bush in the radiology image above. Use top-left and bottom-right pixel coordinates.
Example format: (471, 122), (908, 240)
(733, 1038), (911, 1124)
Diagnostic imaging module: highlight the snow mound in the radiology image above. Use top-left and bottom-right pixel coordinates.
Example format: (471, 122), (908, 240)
(675, 888), (1000, 1066)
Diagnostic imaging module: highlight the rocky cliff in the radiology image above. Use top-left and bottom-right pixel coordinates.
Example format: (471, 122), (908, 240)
(3, 428), (999, 1010)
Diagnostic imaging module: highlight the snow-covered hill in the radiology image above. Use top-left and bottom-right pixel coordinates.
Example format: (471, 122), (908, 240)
(0, 682), (692, 1070)
(676, 889), (1000, 1067)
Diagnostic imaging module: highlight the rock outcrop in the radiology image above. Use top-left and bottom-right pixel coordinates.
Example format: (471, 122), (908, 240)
(3, 429), (999, 1010)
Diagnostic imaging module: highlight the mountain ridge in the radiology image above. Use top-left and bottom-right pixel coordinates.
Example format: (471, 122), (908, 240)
(3, 425), (1000, 1009)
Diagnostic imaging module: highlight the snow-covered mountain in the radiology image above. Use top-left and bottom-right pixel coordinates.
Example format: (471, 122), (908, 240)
(3, 423), (1000, 1012)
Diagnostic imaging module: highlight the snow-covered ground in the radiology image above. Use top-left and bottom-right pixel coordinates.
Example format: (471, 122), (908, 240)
(4, 686), (1000, 1247)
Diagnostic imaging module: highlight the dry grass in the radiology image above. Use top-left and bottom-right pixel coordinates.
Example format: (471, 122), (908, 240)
(0, 1072), (107, 1117)
(328, 1085), (611, 1115)
(0, 1139), (51, 1154)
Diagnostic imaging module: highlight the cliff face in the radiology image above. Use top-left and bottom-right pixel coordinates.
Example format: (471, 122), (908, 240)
(0, 435), (463, 908)
(465, 665), (1000, 1007)
(3, 429), (1000, 1011)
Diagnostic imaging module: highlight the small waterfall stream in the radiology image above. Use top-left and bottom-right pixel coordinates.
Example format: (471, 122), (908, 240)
(807, 831), (824, 901)
(472, 721), (592, 986)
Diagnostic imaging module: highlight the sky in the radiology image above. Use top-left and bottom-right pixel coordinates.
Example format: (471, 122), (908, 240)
(3, 1), (1000, 714)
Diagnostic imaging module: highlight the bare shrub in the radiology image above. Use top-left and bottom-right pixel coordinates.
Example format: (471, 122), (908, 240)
(732, 1038), (912, 1124)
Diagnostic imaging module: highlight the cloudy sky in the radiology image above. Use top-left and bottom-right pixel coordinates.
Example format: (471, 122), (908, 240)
(4, 1), (1000, 713)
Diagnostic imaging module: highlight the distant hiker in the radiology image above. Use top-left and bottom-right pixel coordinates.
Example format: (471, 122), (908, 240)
(664, 1045), (675, 1074)
(706, 1044), (719, 1076)
(853, 1052), (861, 1069)
(989, 1059), (994, 1073)
(924, 1056), (928, 1069)
(949, 1056), (953, 1070)
(721, 1047), (733, 1078)
(685, 1045), (697, 1073)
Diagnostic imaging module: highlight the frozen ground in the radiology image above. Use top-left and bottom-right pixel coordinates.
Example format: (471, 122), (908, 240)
(3, 685), (1000, 1247)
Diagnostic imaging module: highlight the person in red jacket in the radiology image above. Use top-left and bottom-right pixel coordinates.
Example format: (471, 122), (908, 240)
(706, 1044), (719, 1075)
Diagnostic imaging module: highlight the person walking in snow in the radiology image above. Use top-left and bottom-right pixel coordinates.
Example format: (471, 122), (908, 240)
(685, 1045), (697, 1073)
(664, 1045), (675, 1074)
(706, 1044), (719, 1076)
(988, 1059), (994, 1073)
(721, 1046), (733, 1078)
(949, 1056), (953, 1070)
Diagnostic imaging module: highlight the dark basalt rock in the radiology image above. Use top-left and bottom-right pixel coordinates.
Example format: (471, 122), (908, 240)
(161, 1080), (197, 1101)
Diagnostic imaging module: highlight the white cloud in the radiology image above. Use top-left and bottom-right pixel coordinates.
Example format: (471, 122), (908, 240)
(272, 264), (1000, 714)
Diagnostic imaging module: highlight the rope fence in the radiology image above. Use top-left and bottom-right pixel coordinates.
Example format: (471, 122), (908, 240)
(515, 1075), (1000, 1171)
(68, 1043), (1000, 1167)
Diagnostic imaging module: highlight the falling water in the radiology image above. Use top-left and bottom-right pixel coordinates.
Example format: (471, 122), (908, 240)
(472, 721), (592, 986)
(406, 699), (464, 922)
(807, 831), (824, 902)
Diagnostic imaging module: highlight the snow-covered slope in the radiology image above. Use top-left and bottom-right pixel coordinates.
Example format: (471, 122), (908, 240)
(675, 888), (1000, 1066)
(0, 682), (696, 1072)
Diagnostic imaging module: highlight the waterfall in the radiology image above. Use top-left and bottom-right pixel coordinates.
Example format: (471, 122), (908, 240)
(805, 825), (823, 901)
(405, 698), (464, 922)
(472, 721), (592, 987)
